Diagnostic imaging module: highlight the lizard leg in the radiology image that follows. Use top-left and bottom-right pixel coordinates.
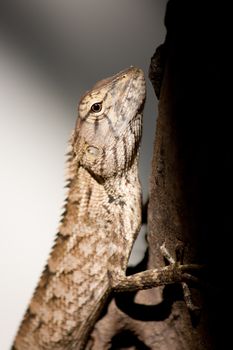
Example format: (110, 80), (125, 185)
(110, 262), (202, 293)
(110, 242), (203, 314)
(160, 242), (200, 312)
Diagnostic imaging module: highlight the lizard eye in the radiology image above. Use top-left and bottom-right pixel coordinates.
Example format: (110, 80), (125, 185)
(91, 102), (102, 113)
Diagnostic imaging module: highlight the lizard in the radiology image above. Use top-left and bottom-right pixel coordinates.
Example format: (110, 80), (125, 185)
(12, 66), (200, 350)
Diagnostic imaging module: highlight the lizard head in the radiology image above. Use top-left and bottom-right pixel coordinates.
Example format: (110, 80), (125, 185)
(73, 67), (146, 180)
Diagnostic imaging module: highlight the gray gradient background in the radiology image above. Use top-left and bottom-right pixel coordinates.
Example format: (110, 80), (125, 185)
(0, 1), (167, 348)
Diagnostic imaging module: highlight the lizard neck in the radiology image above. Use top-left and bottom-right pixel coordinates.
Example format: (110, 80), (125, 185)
(63, 160), (139, 218)
(50, 153), (142, 273)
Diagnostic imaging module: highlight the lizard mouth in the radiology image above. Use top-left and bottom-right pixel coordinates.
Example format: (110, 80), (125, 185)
(118, 68), (146, 122)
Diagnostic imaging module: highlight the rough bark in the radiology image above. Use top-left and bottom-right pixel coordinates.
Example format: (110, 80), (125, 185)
(90, 1), (231, 349)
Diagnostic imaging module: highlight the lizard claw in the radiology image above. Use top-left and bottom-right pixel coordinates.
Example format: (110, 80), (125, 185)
(160, 242), (201, 313)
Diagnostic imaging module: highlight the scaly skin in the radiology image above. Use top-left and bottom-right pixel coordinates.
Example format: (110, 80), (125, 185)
(13, 67), (146, 350)
(13, 67), (201, 350)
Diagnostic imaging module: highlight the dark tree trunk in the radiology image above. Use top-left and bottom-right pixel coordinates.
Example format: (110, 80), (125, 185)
(90, 1), (232, 348)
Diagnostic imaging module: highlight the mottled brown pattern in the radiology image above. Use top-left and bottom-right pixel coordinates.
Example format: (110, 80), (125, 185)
(13, 66), (200, 350)
(13, 67), (145, 349)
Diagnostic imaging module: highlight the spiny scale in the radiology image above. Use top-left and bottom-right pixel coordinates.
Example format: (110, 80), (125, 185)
(13, 67), (146, 349)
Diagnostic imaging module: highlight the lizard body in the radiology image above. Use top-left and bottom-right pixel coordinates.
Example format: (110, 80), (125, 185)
(13, 67), (200, 349)
(13, 67), (145, 350)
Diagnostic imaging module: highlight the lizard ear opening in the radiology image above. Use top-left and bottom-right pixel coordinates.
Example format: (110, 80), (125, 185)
(86, 145), (100, 157)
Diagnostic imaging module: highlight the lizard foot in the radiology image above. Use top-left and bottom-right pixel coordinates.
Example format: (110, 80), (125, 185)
(160, 242), (201, 314)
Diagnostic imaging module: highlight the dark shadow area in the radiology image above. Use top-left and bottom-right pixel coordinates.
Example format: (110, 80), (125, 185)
(110, 330), (150, 350)
(162, 0), (232, 348)
(117, 251), (175, 320)
(141, 199), (148, 224)
(115, 284), (181, 322)
(114, 2), (232, 347)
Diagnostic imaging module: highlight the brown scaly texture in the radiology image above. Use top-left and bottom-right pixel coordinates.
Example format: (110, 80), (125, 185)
(13, 67), (201, 350)
(13, 67), (145, 350)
